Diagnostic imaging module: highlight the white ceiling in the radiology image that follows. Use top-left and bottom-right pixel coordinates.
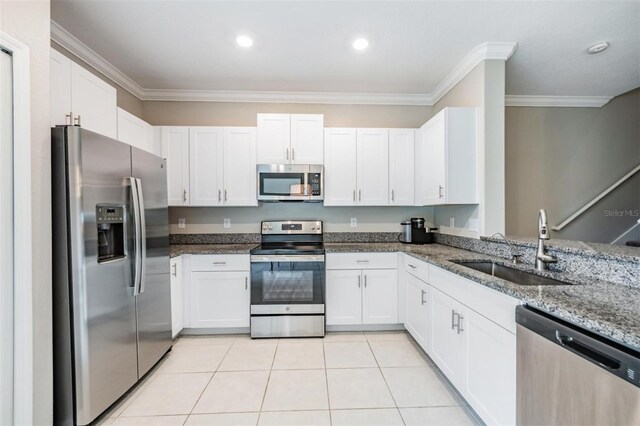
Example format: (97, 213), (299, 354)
(51, 0), (640, 100)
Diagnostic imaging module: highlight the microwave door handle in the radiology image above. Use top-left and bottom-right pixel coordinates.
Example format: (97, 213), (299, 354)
(128, 177), (141, 296)
(136, 178), (147, 294)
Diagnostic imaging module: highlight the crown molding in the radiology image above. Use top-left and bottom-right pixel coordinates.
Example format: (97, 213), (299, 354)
(505, 95), (612, 107)
(430, 42), (518, 105)
(50, 20), (145, 99)
(141, 89), (433, 105)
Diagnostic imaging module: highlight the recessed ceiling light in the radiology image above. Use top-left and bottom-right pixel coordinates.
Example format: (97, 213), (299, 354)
(236, 35), (253, 48)
(352, 38), (369, 51)
(587, 41), (609, 54)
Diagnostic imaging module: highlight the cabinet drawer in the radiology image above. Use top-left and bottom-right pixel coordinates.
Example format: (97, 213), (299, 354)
(404, 255), (429, 282)
(326, 252), (397, 270)
(429, 265), (519, 334)
(190, 254), (250, 272)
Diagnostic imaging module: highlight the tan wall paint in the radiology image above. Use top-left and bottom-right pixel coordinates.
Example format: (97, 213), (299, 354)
(505, 88), (640, 243)
(51, 41), (143, 118)
(0, 0), (52, 423)
(143, 101), (432, 128)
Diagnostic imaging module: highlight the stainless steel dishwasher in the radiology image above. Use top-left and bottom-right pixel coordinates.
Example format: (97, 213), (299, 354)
(516, 305), (640, 426)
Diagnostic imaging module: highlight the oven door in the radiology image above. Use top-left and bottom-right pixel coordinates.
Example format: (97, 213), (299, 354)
(250, 255), (325, 314)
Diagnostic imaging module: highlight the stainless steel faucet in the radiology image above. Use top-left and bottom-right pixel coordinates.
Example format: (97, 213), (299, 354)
(536, 209), (557, 271)
(490, 232), (522, 264)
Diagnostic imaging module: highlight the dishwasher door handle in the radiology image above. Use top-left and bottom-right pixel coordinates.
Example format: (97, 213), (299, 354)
(555, 331), (622, 370)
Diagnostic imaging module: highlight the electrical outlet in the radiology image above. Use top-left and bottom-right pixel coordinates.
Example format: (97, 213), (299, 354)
(177, 218), (186, 229)
(350, 218), (357, 228)
(223, 218), (231, 229)
(449, 217), (455, 228)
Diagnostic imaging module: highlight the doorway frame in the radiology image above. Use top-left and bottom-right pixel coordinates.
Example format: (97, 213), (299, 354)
(0, 31), (33, 425)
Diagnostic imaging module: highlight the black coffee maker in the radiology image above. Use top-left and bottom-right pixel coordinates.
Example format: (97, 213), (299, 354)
(399, 218), (436, 244)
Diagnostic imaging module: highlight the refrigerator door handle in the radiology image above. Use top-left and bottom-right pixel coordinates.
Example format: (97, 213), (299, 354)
(129, 177), (142, 295)
(136, 178), (147, 294)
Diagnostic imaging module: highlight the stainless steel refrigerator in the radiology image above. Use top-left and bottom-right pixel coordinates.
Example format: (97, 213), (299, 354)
(52, 126), (172, 425)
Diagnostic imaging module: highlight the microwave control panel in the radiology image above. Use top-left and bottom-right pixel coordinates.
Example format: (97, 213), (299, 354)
(309, 173), (322, 196)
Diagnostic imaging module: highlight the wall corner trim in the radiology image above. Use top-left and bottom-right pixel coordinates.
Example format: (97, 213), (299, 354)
(50, 20), (145, 99)
(505, 95), (613, 108)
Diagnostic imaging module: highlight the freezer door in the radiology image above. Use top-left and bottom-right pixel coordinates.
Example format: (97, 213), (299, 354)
(54, 127), (139, 425)
(132, 147), (172, 377)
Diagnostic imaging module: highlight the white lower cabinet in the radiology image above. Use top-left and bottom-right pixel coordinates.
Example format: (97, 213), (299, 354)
(326, 269), (362, 325)
(404, 273), (430, 352)
(183, 254), (251, 329)
(170, 256), (183, 338)
(362, 269), (398, 324)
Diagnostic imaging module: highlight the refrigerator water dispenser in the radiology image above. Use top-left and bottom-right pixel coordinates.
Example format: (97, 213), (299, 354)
(96, 204), (125, 262)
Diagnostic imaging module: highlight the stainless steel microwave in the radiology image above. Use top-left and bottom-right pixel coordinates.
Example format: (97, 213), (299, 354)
(257, 164), (323, 202)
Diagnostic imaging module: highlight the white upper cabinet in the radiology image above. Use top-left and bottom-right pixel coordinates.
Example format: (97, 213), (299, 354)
(223, 127), (258, 206)
(117, 107), (160, 156)
(50, 49), (118, 138)
(257, 113), (323, 164)
(189, 127), (224, 206)
(325, 128), (390, 206)
(162, 127), (190, 206)
(324, 128), (358, 206)
(389, 129), (415, 206)
(357, 128), (389, 206)
(415, 107), (477, 205)
(290, 114), (324, 164)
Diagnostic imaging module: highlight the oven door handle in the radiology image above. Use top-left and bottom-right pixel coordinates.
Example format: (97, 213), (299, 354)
(250, 255), (325, 263)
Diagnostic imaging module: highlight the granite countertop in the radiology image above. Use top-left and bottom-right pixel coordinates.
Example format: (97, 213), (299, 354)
(325, 242), (640, 350)
(170, 243), (257, 257)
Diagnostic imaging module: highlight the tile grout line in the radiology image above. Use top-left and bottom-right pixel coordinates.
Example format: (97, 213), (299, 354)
(256, 338), (279, 425)
(364, 333), (406, 426)
(322, 338), (333, 426)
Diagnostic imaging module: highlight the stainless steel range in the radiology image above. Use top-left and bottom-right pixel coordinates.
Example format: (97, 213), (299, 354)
(250, 220), (325, 338)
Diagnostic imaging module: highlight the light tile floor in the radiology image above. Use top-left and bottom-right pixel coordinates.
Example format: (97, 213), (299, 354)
(98, 331), (479, 426)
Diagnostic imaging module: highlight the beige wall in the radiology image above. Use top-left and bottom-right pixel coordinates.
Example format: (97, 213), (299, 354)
(51, 41), (143, 118)
(0, 1), (52, 423)
(505, 88), (640, 243)
(143, 101), (431, 128)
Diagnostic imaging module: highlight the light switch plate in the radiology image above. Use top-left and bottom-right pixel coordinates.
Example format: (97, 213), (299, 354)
(224, 218), (231, 229)
(350, 218), (357, 228)
(177, 218), (186, 229)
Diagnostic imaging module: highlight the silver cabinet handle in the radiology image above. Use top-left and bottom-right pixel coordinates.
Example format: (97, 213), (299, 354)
(245, 277), (248, 290)
(183, 189), (187, 202)
(74, 115), (81, 127)
(172, 263), (177, 277)
(212, 261), (227, 265)
(439, 185), (444, 199)
(421, 289), (426, 305)
(358, 189), (362, 201)
(286, 148), (289, 161)
(364, 275), (367, 288)
(292, 147), (295, 161)
(353, 190), (356, 202)
(66, 112), (73, 125)
(218, 189), (221, 202)
(356, 260), (370, 263)
(457, 315), (464, 334)
(358, 275), (361, 288)
(391, 189), (395, 202)
(451, 310), (456, 330)
(224, 189), (228, 202)
(408, 264), (417, 269)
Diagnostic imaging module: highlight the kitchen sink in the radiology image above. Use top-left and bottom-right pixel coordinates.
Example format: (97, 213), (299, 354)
(453, 261), (575, 286)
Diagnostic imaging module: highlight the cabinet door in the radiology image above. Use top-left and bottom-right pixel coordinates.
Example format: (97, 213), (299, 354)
(430, 287), (466, 390)
(223, 127), (257, 206)
(70, 62), (117, 138)
(189, 127), (224, 206)
(117, 107), (151, 152)
(290, 114), (324, 164)
(326, 270), (362, 325)
(357, 129), (389, 205)
(362, 269), (398, 324)
(170, 257), (183, 338)
(190, 271), (250, 328)
(324, 128), (358, 206)
(389, 129), (415, 206)
(405, 274), (430, 352)
(50, 48), (72, 127)
(257, 114), (290, 164)
(465, 310), (516, 426)
(417, 112), (446, 205)
(162, 127), (190, 206)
